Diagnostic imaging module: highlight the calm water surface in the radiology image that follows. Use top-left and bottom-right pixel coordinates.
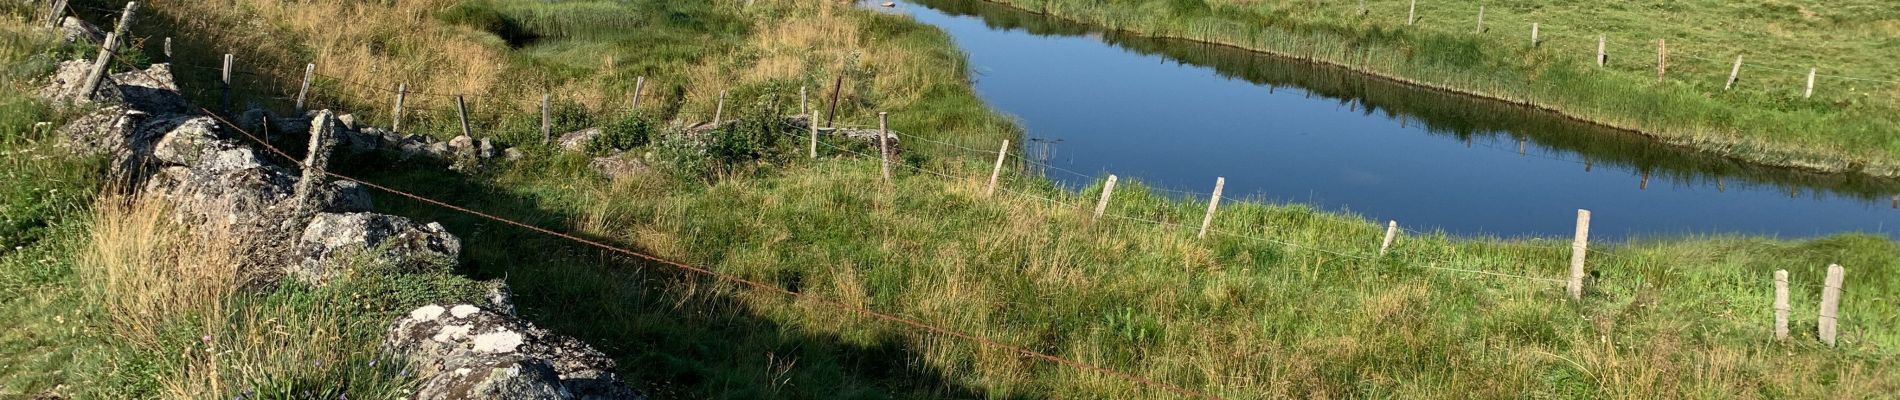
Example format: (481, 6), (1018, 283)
(879, 0), (1900, 240)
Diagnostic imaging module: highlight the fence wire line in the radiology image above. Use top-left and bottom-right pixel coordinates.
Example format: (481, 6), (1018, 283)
(83, 52), (1233, 399)
(199, 109), (1223, 400)
(785, 123), (1577, 286)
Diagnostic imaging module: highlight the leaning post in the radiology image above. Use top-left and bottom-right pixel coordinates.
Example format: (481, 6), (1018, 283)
(1094, 175), (1119, 218)
(987, 140), (1010, 197)
(1568, 209), (1591, 300)
(1197, 177), (1226, 239)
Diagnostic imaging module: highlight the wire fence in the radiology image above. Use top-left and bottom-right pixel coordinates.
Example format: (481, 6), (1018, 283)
(67, 11), (1885, 394)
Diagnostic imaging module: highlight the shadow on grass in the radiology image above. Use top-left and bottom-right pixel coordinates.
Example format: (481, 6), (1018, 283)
(335, 154), (1019, 400)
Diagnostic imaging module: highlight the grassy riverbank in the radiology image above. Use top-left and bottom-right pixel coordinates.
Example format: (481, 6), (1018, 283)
(11, 0), (1899, 398)
(953, 0), (1900, 176)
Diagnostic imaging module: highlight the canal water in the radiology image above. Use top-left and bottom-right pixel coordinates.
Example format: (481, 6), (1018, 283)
(878, 0), (1900, 240)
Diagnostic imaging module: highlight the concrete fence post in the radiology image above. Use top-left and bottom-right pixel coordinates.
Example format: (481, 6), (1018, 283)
(295, 63), (314, 113)
(1725, 55), (1743, 90)
(1774, 269), (1789, 341)
(220, 53), (234, 114)
(1094, 174), (1118, 218)
(1407, 0), (1417, 25)
(1198, 177), (1226, 239)
(1379, 220), (1399, 256)
(631, 76), (645, 111)
(1804, 68), (1817, 99)
(1568, 209), (1591, 300)
(1818, 264), (1844, 346)
(987, 140), (1010, 197)
(1530, 23), (1540, 47)
(878, 112), (891, 182)
(392, 83), (408, 133)
(292, 111), (336, 217)
(1596, 34), (1607, 67)
(541, 93), (552, 144)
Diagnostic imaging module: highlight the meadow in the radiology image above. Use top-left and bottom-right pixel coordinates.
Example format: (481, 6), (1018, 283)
(1, 0), (1895, 398)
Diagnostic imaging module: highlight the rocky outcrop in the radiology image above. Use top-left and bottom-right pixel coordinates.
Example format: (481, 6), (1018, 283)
(37, 38), (639, 399)
(294, 212), (460, 284)
(385, 304), (644, 400)
(57, 16), (105, 44)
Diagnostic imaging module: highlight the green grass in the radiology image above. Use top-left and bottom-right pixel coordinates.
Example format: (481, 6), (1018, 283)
(12, 0), (1899, 398)
(941, 0), (1900, 177)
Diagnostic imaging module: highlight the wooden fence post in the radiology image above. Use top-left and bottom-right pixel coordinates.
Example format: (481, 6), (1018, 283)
(46, 0), (68, 28)
(1656, 38), (1667, 82)
(800, 85), (809, 116)
(1818, 264), (1844, 346)
(1094, 174), (1118, 218)
(77, 33), (118, 100)
(878, 112), (891, 182)
(540, 93), (551, 144)
(713, 90), (727, 123)
(1530, 23), (1539, 47)
(1379, 220), (1399, 256)
(221, 53), (234, 114)
(162, 37), (171, 60)
(1725, 55), (1743, 90)
(78, 2), (138, 101)
(1357, 0), (1366, 16)
(630, 76), (645, 111)
(455, 95), (472, 138)
(1774, 269), (1789, 341)
(392, 83), (408, 133)
(987, 140), (1009, 197)
(1407, 0), (1417, 25)
(295, 63), (314, 113)
(1198, 177), (1226, 239)
(1804, 68), (1817, 99)
(1568, 209), (1591, 301)
(826, 75), (843, 128)
(1596, 34), (1607, 67)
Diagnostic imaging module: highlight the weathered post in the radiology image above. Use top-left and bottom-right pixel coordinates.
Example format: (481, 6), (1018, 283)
(455, 95), (472, 138)
(1568, 209), (1591, 301)
(1094, 174), (1118, 218)
(1774, 269), (1790, 341)
(1596, 34), (1607, 67)
(46, 0), (69, 28)
(1407, 0), (1416, 25)
(987, 140), (1010, 197)
(77, 33), (118, 100)
(78, 2), (139, 101)
(1379, 220), (1399, 256)
(713, 90), (727, 124)
(1530, 23), (1540, 47)
(540, 93), (551, 144)
(1804, 68), (1817, 99)
(1818, 264), (1844, 346)
(1357, 0), (1366, 16)
(295, 63), (314, 113)
(630, 76), (645, 111)
(292, 111), (336, 217)
(162, 37), (171, 60)
(826, 75), (843, 128)
(799, 85), (809, 116)
(878, 112), (891, 182)
(1656, 38), (1667, 82)
(808, 115), (819, 159)
(1198, 177), (1226, 239)
(221, 53), (234, 114)
(392, 83), (408, 132)
(1725, 55), (1743, 90)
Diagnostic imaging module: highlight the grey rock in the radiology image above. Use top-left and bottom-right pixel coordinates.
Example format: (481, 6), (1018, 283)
(56, 17), (105, 44)
(589, 152), (649, 181)
(414, 358), (570, 400)
(385, 305), (643, 400)
(316, 180), (373, 213)
(150, 117), (225, 166)
(294, 212), (460, 284)
(108, 64), (188, 114)
(504, 148), (526, 161)
(556, 128), (603, 153)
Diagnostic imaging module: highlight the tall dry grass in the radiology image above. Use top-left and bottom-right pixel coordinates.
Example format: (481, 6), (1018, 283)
(78, 195), (409, 398)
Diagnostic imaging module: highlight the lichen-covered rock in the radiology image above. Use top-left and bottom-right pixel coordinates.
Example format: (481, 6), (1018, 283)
(57, 16), (105, 44)
(556, 128), (603, 153)
(414, 359), (570, 400)
(109, 63), (189, 114)
(150, 117), (227, 166)
(589, 152), (649, 181)
(385, 305), (643, 400)
(294, 212), (460, 284)
(316, 180), (373, 213)
(835, 128), (903, 157)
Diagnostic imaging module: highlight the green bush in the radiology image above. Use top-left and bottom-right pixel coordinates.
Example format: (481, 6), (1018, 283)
(587, 114), (656, 155)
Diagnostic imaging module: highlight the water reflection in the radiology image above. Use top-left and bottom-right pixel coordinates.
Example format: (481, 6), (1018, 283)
(890, 0), (1900, 239)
